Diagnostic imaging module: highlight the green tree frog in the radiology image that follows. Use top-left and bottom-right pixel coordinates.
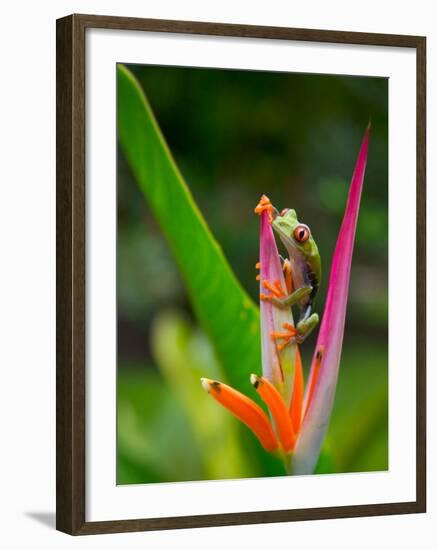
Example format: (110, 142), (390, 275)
(268, 208), (321, 343)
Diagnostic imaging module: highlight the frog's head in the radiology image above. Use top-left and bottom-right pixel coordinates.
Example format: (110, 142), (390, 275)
(272, 208), (317, 261)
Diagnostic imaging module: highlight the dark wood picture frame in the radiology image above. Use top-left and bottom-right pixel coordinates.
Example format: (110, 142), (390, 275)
(56, 13), (426, 535)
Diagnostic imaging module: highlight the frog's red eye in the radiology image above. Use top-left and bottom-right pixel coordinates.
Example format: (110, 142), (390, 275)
(280, 208), (289, 216)
(293, 225), (310, 243)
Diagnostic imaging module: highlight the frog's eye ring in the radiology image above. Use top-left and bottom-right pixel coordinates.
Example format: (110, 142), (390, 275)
(280, 208), (289, 216)
(293, 224), (310, 243)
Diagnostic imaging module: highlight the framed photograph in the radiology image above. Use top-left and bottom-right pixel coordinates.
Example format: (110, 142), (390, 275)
(56, 14), (426, 535)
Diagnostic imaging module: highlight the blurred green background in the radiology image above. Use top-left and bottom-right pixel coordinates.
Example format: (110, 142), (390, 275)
(117, 65), (388, 484)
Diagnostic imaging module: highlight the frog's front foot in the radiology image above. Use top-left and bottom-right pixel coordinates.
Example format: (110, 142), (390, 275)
(254, 195), (278, 223)
(271, 323), (298, 352)
(270, 313), (319, 351)
(259, 278), (286, 304)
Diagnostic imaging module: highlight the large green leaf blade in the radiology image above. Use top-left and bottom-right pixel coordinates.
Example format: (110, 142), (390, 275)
(117, 64), (261, 391)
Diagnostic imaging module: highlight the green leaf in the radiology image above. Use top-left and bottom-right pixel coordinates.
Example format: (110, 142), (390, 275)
(117, 366), (203, 484)
(150, 309), (252, 479)
(117, 64), (261, 391)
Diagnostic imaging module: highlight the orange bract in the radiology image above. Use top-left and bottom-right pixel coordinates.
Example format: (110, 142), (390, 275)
(201, 378), (279, 452)
(251, 375), (296, 452)
(289, 349), (304, 434)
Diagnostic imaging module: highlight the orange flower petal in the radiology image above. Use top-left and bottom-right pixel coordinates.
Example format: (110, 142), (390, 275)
(201, 378), (279, 452)
(250, 374), (295, 452)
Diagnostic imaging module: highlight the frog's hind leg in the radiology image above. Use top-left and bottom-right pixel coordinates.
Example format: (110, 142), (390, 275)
(295, 311), (319, 343)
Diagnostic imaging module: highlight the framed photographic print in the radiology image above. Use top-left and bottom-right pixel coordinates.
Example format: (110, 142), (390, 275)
(56, 14), (426, 535)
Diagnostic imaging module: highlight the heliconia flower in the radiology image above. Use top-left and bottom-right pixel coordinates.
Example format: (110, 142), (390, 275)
(201, 126), (369, 474)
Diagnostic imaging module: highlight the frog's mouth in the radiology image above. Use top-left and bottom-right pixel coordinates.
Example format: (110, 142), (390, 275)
(272, 217), (293, 247)
(271, 218), (302, 263)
